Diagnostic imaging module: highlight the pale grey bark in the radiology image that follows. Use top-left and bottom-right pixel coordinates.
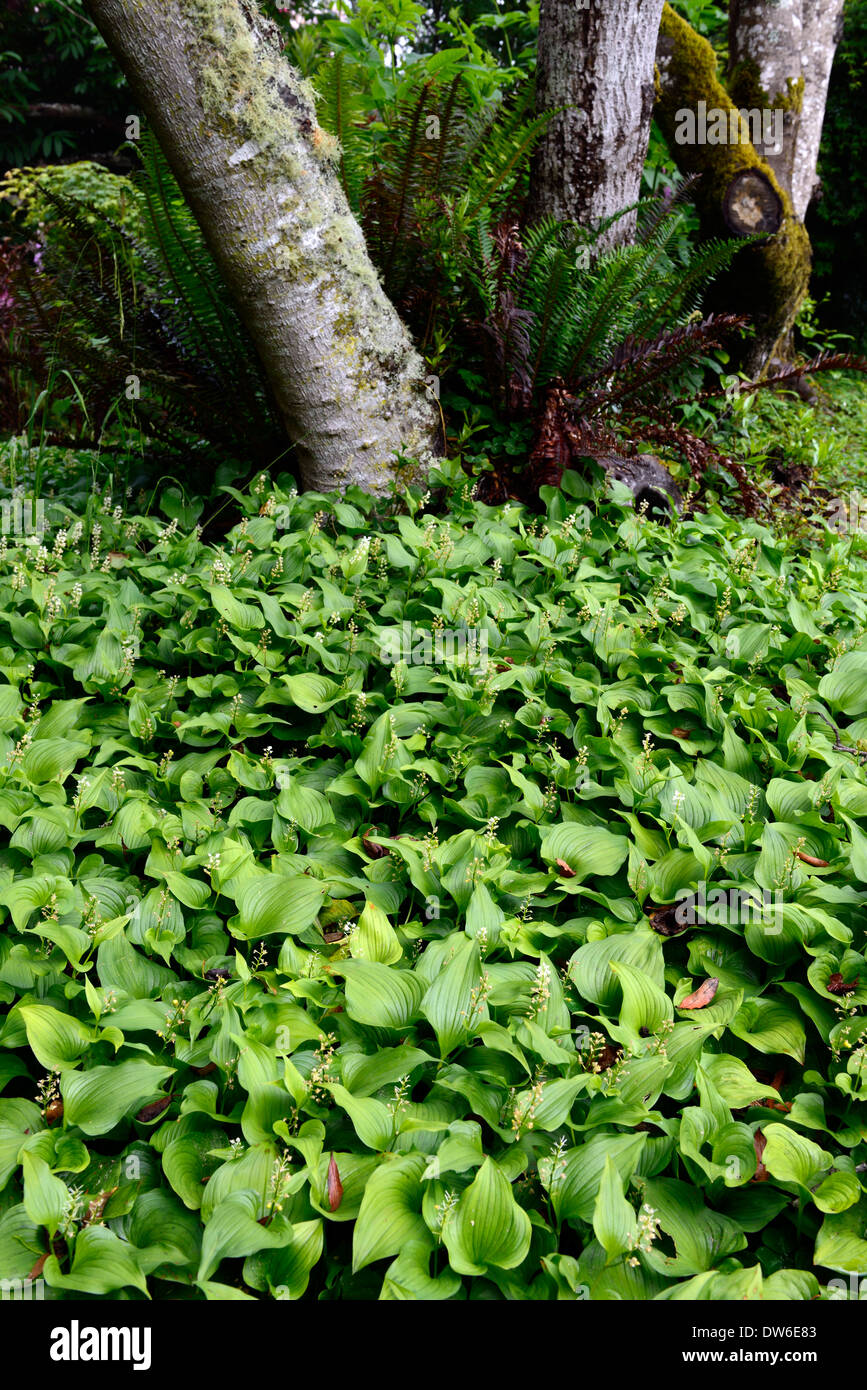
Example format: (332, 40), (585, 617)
(729, 0), (845, 220)
(729, 0), (802, 197)
(530, 0), (665, 247)
(84, 0), (441, 494)
(793, 0), (845, 220)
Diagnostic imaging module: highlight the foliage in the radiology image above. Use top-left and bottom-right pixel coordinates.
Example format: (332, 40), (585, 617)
(0, 141), (286, 473)
(304, 32), (546, 318)
(809, 0), (867, 351)
(0, 0), (130, 172)
(1, 462), (867, 1298)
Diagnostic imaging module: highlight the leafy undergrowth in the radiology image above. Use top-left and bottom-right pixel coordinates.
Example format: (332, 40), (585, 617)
(706, 370), (867, 532)
(3, 460), (867, 1301)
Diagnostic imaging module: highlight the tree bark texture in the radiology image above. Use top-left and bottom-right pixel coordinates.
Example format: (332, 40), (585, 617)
(730, 0), (845, 220)
(84, 0), (442, 495)
(530, 0), (665, 247)
(792, 0), (846, 219)
(655, 2), (812, 375)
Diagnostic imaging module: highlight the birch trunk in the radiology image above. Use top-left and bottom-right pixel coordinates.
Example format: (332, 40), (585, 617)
(84, 0), (441, 494)
(529, 0), (665, 246)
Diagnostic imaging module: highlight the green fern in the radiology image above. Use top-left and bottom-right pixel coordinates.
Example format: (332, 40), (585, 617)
(2, 143), (285, 471)
(460, 199), (754, 409)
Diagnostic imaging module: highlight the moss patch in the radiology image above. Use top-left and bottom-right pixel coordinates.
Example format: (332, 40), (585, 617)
(655, 2), (811, 369)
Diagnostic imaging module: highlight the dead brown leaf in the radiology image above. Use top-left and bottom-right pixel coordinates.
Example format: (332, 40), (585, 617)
(678, 977), (719, 1010)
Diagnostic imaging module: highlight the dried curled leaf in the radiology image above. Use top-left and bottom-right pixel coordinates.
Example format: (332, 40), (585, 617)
(362, 827), (389, 859)
(81, 1187), (119, 1227)
(828, 972), (859, 996)
(135, 1096), (171, 1123)
(753, 1129), (769, 1181)
(678, 977), (719, 1010)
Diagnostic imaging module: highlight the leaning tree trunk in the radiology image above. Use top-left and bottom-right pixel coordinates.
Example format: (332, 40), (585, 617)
(729, 0), (845, 221)
(84, 0), (441, 494)
(529, 0), (665, 247)
(655, 2), (812, 376)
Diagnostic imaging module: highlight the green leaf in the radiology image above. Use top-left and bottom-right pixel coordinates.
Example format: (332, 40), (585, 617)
(341, 960), (426, 1029)
(275, 779), (334, 832)
(380, 1237), (462, 1300)
(569, 929), (663, 1009)
(231, 874), (326, 938)
(642, 1177), (747, 1277)
(282, 673), (343, 713)
(327, 1084), (393, 1151)
(18, 1005), (93, 1071)
(62, 1061), (175, 1136)
(814, 1197), (867, 1273)
(703, 1054), (782, 1108)
(610, 958), (673, 1036)
(592, 1156), (636, 1261)
(348, 900), (404, 965)
(245, 1219), (324, 1299)
(818, 651), (867, 717)
(760, 1123), (831, 1191)
(544, 1131), (648, 1224)
(442, 1156), (532, 1276)
(43, 1225), (149, 1296)
(421, 936), (485, 1057)
(728, 997), (806, 1063)
(352, 1154), (427, 1271)
(210, 584), (264, 631)
(813, 1170), (861, 1215)
(198, 1189), (292, 1282)
(540, 821), (629, 882)
(22, 1151), (68, 1238)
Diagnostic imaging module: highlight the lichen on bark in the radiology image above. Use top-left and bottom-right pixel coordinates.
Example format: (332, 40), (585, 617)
(86, 0), (441, 494)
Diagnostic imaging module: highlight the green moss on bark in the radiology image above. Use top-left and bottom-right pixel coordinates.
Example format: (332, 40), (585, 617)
(655, 2), (811, 372)
(729, 58), (804, 115)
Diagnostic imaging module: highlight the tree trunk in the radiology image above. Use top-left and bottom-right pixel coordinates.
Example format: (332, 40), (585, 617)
(792, 0), (846, 220)
(83, 0), (441, 495)
(655, 2), (811, 375)
(729, 0), (845, 221)
(729, 0), (803, 201)
(529, 0), (665, 247)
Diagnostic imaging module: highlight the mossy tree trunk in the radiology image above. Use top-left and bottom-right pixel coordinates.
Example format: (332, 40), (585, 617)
(530, 0), (665, 247)
(655, 2), (812, 375)
(84, 0), (441, 495)
(729, 0), (804, 202)
(729, 0), (845, 220)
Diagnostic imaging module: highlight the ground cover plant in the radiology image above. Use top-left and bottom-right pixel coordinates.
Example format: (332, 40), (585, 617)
(3, 461), (867, 1300)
